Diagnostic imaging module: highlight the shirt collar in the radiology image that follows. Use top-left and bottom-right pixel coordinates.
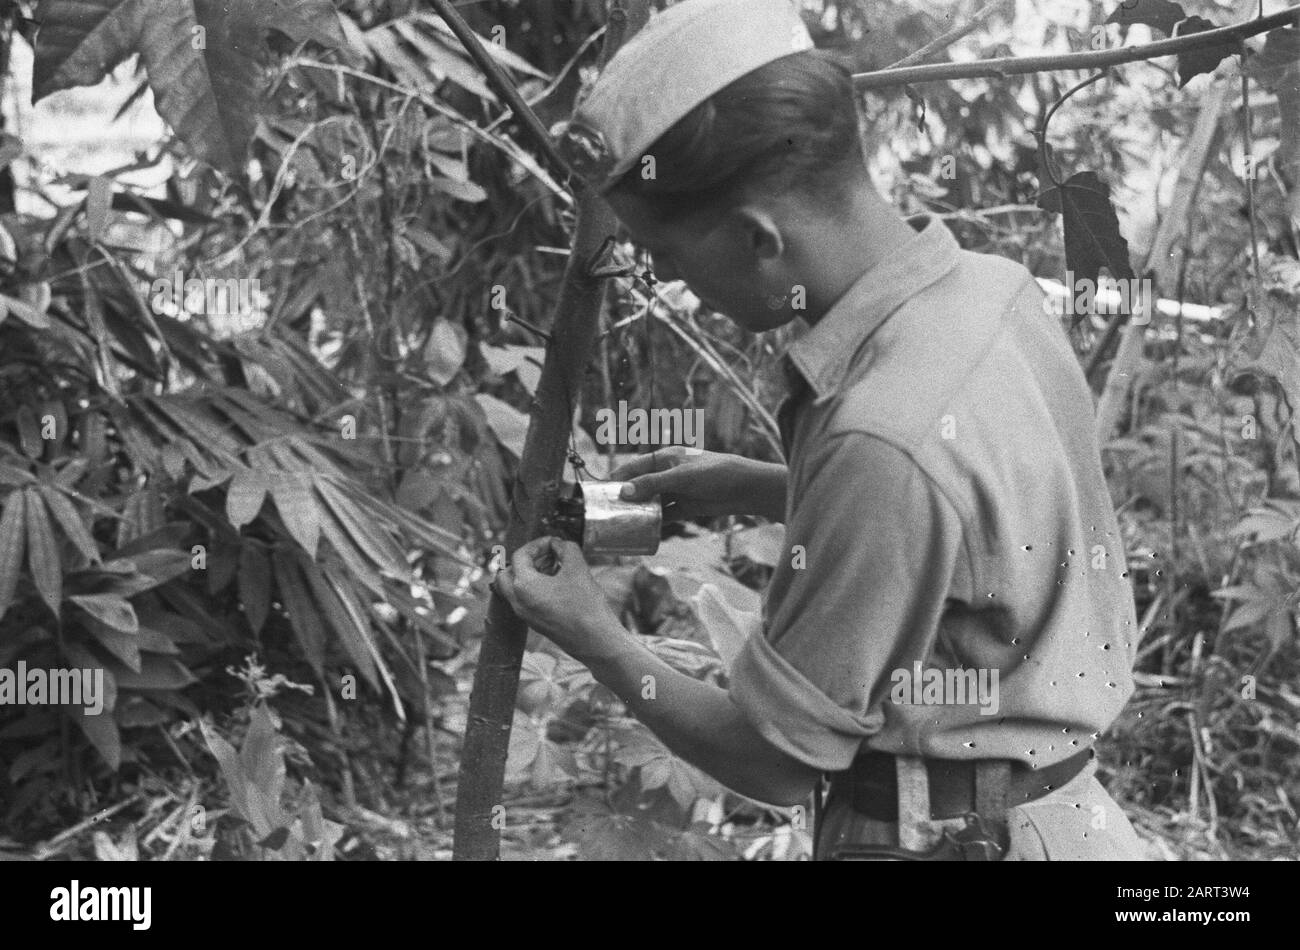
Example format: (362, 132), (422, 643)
(783, 216), (961, 402)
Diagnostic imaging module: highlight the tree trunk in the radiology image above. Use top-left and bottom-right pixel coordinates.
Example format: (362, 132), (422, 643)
(449, 0), (651, 862)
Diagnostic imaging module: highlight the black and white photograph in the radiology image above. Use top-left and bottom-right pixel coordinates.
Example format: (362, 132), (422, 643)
(0, 0), (1296, 919)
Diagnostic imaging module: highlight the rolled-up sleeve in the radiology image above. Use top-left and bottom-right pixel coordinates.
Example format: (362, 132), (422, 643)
(728, 432), (968, 772)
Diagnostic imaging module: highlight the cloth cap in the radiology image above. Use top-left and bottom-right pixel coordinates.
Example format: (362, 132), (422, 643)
(556, 0), (814, 193)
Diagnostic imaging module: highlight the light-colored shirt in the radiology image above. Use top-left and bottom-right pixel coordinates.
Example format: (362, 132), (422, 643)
(728, 217), (1139, 773)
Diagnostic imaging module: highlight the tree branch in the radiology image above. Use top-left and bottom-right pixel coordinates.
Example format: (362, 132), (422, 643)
(427, 0), (573, 183)
(885, 0), (1015, 70)
(448, 0), (651, 862)
(854, 5), (1299, 89)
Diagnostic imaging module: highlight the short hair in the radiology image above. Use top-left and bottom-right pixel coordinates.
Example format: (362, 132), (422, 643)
(608, 48), (864, 221)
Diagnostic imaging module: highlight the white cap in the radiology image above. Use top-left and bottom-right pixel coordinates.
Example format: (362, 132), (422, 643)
(556, 0), (814, 192)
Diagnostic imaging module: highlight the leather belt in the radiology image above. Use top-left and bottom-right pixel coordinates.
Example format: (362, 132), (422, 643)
(829, 746), (1095, 822)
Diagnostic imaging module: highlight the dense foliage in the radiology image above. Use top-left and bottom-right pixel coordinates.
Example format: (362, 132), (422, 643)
(0, 0), (1296, 860)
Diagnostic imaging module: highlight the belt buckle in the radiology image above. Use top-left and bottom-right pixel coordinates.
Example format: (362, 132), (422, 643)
(898, 756), (1006, 861)
(947, 812), (1006, 861)
(896, 755), (967, 850)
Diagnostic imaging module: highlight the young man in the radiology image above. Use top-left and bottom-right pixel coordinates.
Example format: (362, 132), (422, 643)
(494, 0), (1145, 860)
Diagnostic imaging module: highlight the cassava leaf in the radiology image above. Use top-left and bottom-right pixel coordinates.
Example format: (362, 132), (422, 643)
(110, 654), (197, 691)
(0, 462), (37, 487)
(83, 618), (143, 673)
(272, 549), (326, 676)
(731, 524), (785, 568)
(1036, 170), (1135, 294)
(1174, 15), (1238, 87)
(318, 513), (385, 597)
(68, 704), (121, 771)
(16, 405), (42, 459)
(70, 593), (139, 634)
(35, 0), (241, 171)
(61, 642), (117, 716)
(34, 0), (340, 173)
(314, 477), (407, 576)
(428, 176), (487, 203)
(299, 560), (379, 689)
(199, 719), (256, 826)
(0, 490), (26, 622)
(239, 544), (272, 635)
(689, 583), (761, 674)
(38, 486), (100, 566)
(32, 0), (141, 98)
(423, 317), (467, 386)
(226, 466), (269, 528)
(23, 488), (62, 617)
(481, 345), (545, 395)
(136, 625), (181, 655)
(0, 293), (50, 330)
(115, 696), (170, 727)
(269, 474), (322, 557)
(240, 703), (286, 816)
(475, 393), (529, 458)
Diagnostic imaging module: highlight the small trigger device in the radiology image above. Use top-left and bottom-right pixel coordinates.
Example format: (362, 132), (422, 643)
(548, 481), (662, 557)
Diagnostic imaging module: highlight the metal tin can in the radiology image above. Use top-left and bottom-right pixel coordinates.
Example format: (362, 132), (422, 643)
(578, 481), (662, 556)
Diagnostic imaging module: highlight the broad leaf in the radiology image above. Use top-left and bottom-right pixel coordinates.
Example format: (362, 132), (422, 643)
(70, 593), (139, 634)
(239, 704), (287, 826)
(731, 524), (785, 568)
(314, 477), (407, 576)
(1037, 170), (1135, 294)
(1173, 15), (1238, 88)
(84, 619), (143, 673)
(272, 548), (326, 675)
(423, 317), (467, 386)
(200, 719), (257, 828)
(67, 704), (122, 771)
(226, 466), (269, 528)
(689, 583), (761, 674)
(110, 654), (197, 691)
(0, 489), (26, 622)
(34, 0), (342, 172)
(38, 486), (100, 566)
(475, 393), (529, 458)
(35, 1), (237, 169)
(23, 488), (62, 617)
(300, 561), (379, 689)
(60, 642), (117, 716)
(269, 474), (322, 557)
(239, 544), (272, 635)
(32, 0), (142, 98)
(482, 344), (544, 395)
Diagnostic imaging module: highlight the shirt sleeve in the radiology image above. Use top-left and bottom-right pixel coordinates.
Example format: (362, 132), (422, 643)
(728, 432), (969, 772)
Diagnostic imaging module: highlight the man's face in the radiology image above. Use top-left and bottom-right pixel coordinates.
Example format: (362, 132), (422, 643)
(605, 190), (799, 333)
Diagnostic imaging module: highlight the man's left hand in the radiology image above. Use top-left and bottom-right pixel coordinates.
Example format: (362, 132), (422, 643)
(493, 537), (621, 659)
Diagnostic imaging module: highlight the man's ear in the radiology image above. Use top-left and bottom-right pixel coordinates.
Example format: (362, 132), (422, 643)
(732, 203), (784, 262)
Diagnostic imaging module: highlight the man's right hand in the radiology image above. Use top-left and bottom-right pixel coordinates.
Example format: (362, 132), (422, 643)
(611, 447), (787, 523)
